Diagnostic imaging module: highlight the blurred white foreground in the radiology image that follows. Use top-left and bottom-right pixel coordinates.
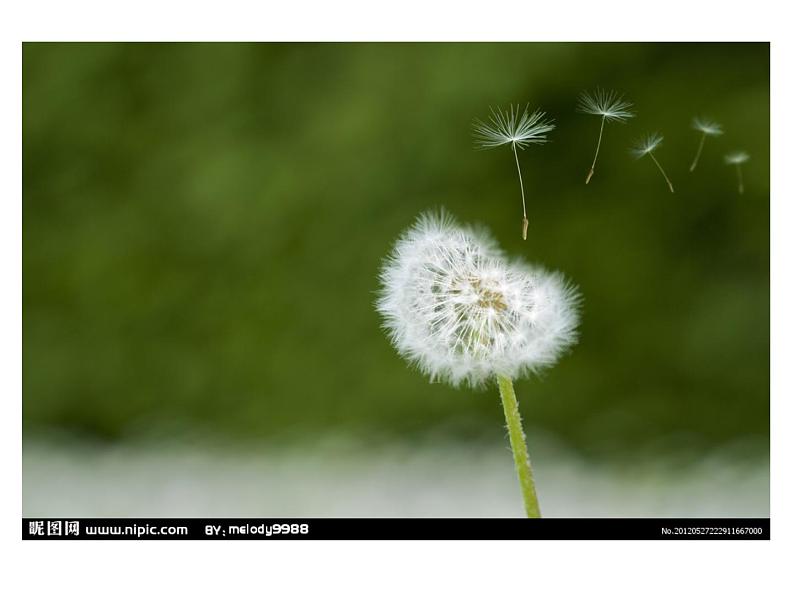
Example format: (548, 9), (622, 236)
(23, 437), (768, 517)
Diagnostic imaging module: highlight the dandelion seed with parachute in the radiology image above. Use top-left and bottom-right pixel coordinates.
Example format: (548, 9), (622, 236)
(472, 104), (555, 240)
(725, 151), (750, 194)
(577, 88), (635, 184)
(376, 211), (581, 517)
(632, 132), (674, 193)
(689, 117), (724, 172)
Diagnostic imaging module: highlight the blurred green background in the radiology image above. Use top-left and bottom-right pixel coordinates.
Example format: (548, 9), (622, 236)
(23, 43), (769, 464)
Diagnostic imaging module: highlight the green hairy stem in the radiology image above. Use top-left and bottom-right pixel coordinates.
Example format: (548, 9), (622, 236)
(496, 374), (541, 518)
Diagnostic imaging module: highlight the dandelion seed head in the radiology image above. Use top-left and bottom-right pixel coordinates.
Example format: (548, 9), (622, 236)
(472, 104), (555, 150)
(577, 88), (635, 122)
(631, 133), (664, 158)
(725, 151), (750, 165)
(376, 211), (580, 387)
(692, 117), (724, 136)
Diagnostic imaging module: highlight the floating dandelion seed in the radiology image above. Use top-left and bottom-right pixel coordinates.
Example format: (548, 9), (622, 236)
(577, 88), (635, 184)
(473, 104), (555, 240)
(689, 117), (724, 172)
(631, 133), (674, 193)
(376, 211), (580, 517)
(725, 151), (750, 194)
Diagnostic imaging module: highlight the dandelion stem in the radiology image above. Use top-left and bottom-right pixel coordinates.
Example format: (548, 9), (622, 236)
(736, 164), (744, 194)
(649, 151), (675, 193)
(496, 374), (541, 518)
(586, 115), (606, 184)
(690, 132), (707, 172)
(511, 142), (529, 240)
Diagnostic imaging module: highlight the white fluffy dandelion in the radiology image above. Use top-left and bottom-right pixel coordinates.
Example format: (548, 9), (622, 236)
(376, 211), (580, 517)
(472, 105), (555, 240)
(689, 117), (724, 172)
(577, 88), (635, 184)
(377, 211), (580, 386)
(725, 151), (750, 194)
(631, 133), (674, 193)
